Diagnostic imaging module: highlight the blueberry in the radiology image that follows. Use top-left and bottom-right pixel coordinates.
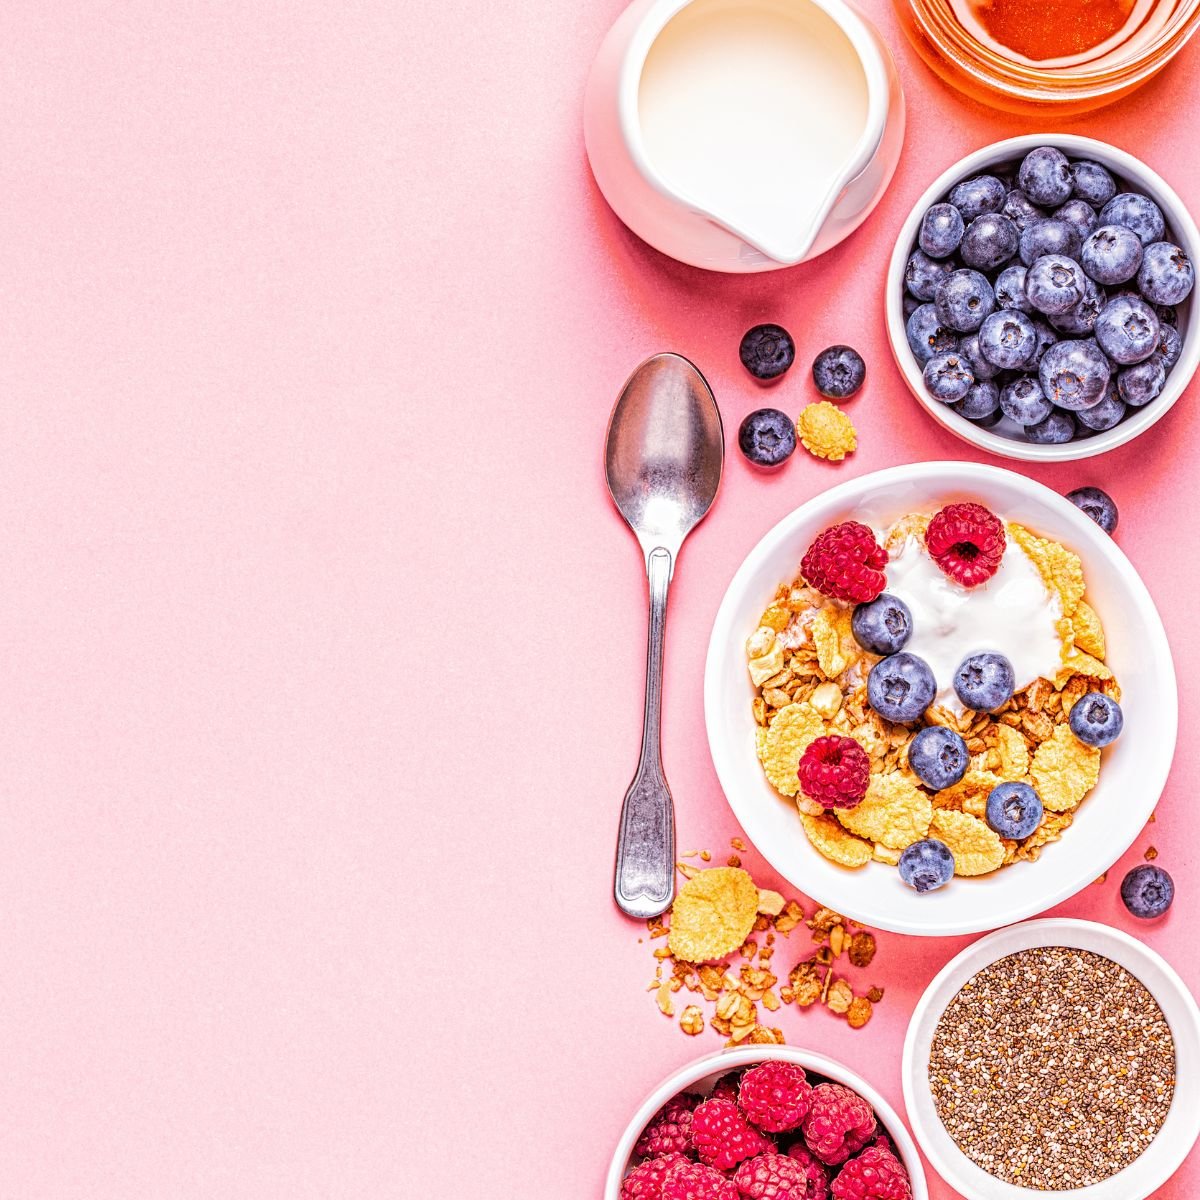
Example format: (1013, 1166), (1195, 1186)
(1118, 357), (1167, 406)
(1099, 193), (1165, 246)
(923, 352), (974, 403)
(1029, 318), (1060, 367)
(1080, 224), (1143, 285)
(1070, 160), (1117, 208)
(1018, 147), (1073, 207)
(1026, 410), (1076, 444)
(851, 593), (913, 655)
(985, 781), (1044, 839)
(1002, 189), (1047, 232)
(1069, 690), (1124, 746)
(1039, 338), (1112, 410)
(949, 174), (1007, 221)
(905, 249), (955, 302)
(968, 409), (1005, 430)
(903, 293), (921, 319)
(737, 408), (796, 467)
(935, 269), (996, 333)
(960, 212), (1019, 271)
(1049, 275), (1106, 335)
(899, 839), (956, 893)
(906, 303), (958, 365)
(1155, 321), (1183, 368)
(1019, 218), (1082, 267)
(1000, 375), (1053, 425)
(1094, 295), (1160, 364)
(1121, 864), (1174, 919)
(908, 726), (968, 791)
(1137, 241), (1195, 306)
(1075, 384), (1126, 431)
(958, 333), (999, 381)
(995, 264), (1033, 312)
(740, 324), (795, 380)
(1053, 198), (1098, 241)
(954, 379), (1001, 421)
(953, 651), (1015, 712)
(812, 344), (866, 399)
(867, 652), (937, 723)
(920, 202), (965, 258)
(1066, 485), (1119, 534)
(979, 309), (1038, 369)
(1025, 254), (1086, 315)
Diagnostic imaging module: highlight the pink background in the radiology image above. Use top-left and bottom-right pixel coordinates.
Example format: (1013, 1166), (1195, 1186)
(0, 1), (1198, 1196)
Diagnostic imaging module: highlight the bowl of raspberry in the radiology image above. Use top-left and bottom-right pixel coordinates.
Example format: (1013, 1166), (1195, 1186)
(886, 135), (1199, 461)
(606, 1045), (928, 1200)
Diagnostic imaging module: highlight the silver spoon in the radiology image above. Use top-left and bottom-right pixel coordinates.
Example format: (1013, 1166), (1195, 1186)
(605, 353), (724, 919)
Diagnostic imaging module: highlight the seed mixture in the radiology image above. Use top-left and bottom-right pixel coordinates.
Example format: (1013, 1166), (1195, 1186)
(929, 946), (1175, 1189)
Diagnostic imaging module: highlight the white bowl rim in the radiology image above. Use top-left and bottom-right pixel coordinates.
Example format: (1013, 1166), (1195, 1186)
(605, 1043), (929, 1199)
(901, 917), (1200, 1200)
(885, 133), (1200, 463)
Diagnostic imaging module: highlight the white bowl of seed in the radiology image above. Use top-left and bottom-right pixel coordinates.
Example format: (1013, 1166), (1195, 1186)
(902, 917), (1200, 1199)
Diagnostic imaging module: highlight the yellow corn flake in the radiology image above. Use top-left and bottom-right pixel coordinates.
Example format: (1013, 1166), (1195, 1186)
(837, 774), (932, 849)
(1008, 523), (1085, 616)
(757, 703), (826, 796)
(930, 809), (1005, 876)
(811, 605), (854, 679)
(799, 812), (873, 868)
(933, 769), (1003, 817)
(1031, 724), (1100, 812)
(1058, 645), (1113, 686)
(1056, 615), (1076, 661)
(667, 867), (761, 963)
(995, 725), (1030, 783)
(1072, 600), (1106, 660)
(872, 844), (902, 865)
(1020, 810), (1075, 857)
(884, 513), (930, 555)
(797, 402), (857, 462)
(759, 605), (792, 633)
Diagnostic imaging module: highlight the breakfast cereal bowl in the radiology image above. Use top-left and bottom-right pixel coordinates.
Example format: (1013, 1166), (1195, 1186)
(703, 461), (1176, 937)
(606, 1044), (928, 1199)
(885, 135), (1200, 462)
(902, 918), (1200, 1199)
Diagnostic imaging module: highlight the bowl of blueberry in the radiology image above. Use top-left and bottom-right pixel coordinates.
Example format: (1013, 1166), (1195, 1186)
(887, 135), (1200, 461)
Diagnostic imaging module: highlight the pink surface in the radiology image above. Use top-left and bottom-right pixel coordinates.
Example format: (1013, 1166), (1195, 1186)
(0, 2), (1198, 1197)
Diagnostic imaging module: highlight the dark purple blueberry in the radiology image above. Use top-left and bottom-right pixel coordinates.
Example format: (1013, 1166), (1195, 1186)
(812, 344), (866, 399)
(923, 352), (974, 403)
(867, 652), (937, 723)
(1118, 357), (1167, 406)
(737, 408), (796, 467)
(1019, 218), (1082, 267)
(919, 202), (965, 259)
(908, 726), (968, 791)
(899, 839), (955, 893)
(954, 651), (1015, 711)
(905, 249), (955, 302)
(1018, 146), (1073, 207)
(906, 303), (958, 365)
(740, 324), (795, 380)
(1155, 322), (1183, 368)
(985, 781), (1043, 839)
(935, 269), (996, 333)
(1069, 691), (1124, 747)
(1000, 375), (1053, 425)
(995, 264), (1033, 312)
(851, 593), (913, 655)
(1053, 198), (1098, 241)
(1050, 275), (1106, 335)
(1137, 241), (1195, 306)
(1155, 303), (1178, 327)
(1026, 410), (1076, 444)
(949, 174), (1007, 221)
(960, 212), (1019, 271)
(979, 309), (1038, 369)
(1080, 224), (1143, 285)
(1075, 383), (1126, 431)
(1030, 318), (1059, 367)
(954, 379), (1001, 421)
(1121, 865), (1174, 919)
(1002, 189), (1046, 232)
(1099, 192), (1166, 246)
(1066, 485), (1118, 534)
(958, 333), (999, 381)
(1094, 294), (1160, 364)
(1025, 254), (1086, 315)
(1070, 160), (1117, 208)
(1039, 338), (1112, 410)
(903, 293), (921, 319)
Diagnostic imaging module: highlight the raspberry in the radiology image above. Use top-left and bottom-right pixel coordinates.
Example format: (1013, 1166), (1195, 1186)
(925, 502), (1005, 588)
(797, 736), (870, 810)
(622, 1154), (688, 1200)
(692, 1098), (775, 1171)
(784, 1144), (830, 1200)
(830, 1145), (911, 1200)
(662, 1158), (739, 1200)
(801, 1084), (877, 1166)
(738, 1061), (813, 1133)
(709, 1072), (742, 1105)
(636, 1094), (700, 1158)
(800, 522), (887, 603)
(731, 1151), (810, 1199)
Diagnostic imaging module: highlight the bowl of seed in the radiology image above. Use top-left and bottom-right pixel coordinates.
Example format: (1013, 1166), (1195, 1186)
(902, 917), (1200, 1199)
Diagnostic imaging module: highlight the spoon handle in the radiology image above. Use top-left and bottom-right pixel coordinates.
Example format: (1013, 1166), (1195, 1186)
(615, 546), (676, 919)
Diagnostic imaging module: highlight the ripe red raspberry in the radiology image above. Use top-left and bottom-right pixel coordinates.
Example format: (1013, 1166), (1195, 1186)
(830, 1145), (912, 1200)
(622, 1154), (688, 1200)
(801, 1084), (878, 1166)
(925, 502), (1005, 587)
(709, 1072), (742, 1105)
(801, 522), (887, 603)
(692, 1097), (775, 1171)
(636, 1094), (700, 1157)
(738, 1061), (813, 1133)
(784, 1144), (830, 1200)
(662, 1158), (739, 1200)
(797, 736), (870, 810)
(732, 1151), (810, 1199)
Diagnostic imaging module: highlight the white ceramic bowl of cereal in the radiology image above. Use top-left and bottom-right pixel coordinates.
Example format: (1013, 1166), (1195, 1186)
(902, 918), (1200, 1200)
(606, 1044), (928, 1200)
(703, 461), (1176, 937)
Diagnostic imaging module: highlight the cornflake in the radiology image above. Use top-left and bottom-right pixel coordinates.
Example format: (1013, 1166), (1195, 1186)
(797, 402), (857, 461)
(1008, 523), (1085, 615)
(836, 774), (932, 849)
(930, 810), (1005, 876)
(758, 703), (826, 796)
(667, 867), (760, 963)
(800, 812), (873, 868)
(1031, 724), (1100, 812)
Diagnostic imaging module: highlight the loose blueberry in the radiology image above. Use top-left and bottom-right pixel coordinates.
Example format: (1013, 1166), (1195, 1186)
(1053, 198), (1098, 241)
(985, 781), (1044, 839)
(935, 269), (996, 333)
(1137, 242), (1195, 306)
(1121, 864), (1174, 919)
(867, 652), (937, 723)
(960, 212), (1020, 271)
(1002, 189), (1046, 231)
(979, 309), (1038, 369)
(1094, 294), (1160, 364)
(908, 726), (969, 791)
(920, 202), (965, 258)
(958, 333), (999, 381)
(1066, 485), (1118, 534)
(1019, 218), (1082, 267)
(1026, 410), (1076, 444)
(923, 352), (974, 403)
(1018, 147), (1073, 207)
(1099, 192), (1166, 246)
(1155, 321), (1183, 368)
(1075, 384), (1126, 431)
(737, 408), (796, 467)
(1070, 160), (1117, 208)
(851, 593), (913, 655)
(1000, 375), (1053, 425)
(1039, 338), (1112, 410)
(954, 651), (1015, 712)
(905, 249), (955, 302)
(1080, 224), (1143, 285)
(906, 303), (958, 365)
(949, 174), (1007, 221)
(898, 838), (956, 893)
(1118, 357), (1167, 406)
(954, 379), (1001, 421)
(1069, 690), (1124, 746)
(812, 344), (866, 399)
(740, 324), (795, 380)
(995, 264), (1033, 312)
(1025, 254), (1086, 315)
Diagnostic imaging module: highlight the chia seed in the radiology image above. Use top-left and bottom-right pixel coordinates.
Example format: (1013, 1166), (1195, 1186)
(928, 946), (1175, 1189)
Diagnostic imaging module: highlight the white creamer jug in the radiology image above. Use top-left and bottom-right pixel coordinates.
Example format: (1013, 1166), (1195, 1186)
(584, 0), (905, 272)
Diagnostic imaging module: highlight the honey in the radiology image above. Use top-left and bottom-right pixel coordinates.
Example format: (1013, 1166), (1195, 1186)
(960, 0), (1136, 60)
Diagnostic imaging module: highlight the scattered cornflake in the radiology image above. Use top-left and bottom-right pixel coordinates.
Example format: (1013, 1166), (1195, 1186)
(667, 867), (760, 963)
(847, 996), (873, 1028)
(679, 1005), (705, 1036)
(731, 838), (746, 851)
(756, 888), (786, 917)
(1146, 845), (1159, 860)
(797, 401), (857, 461)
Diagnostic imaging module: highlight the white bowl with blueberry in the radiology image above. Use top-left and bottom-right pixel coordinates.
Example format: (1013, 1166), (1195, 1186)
(887, 136), (1200, 461)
